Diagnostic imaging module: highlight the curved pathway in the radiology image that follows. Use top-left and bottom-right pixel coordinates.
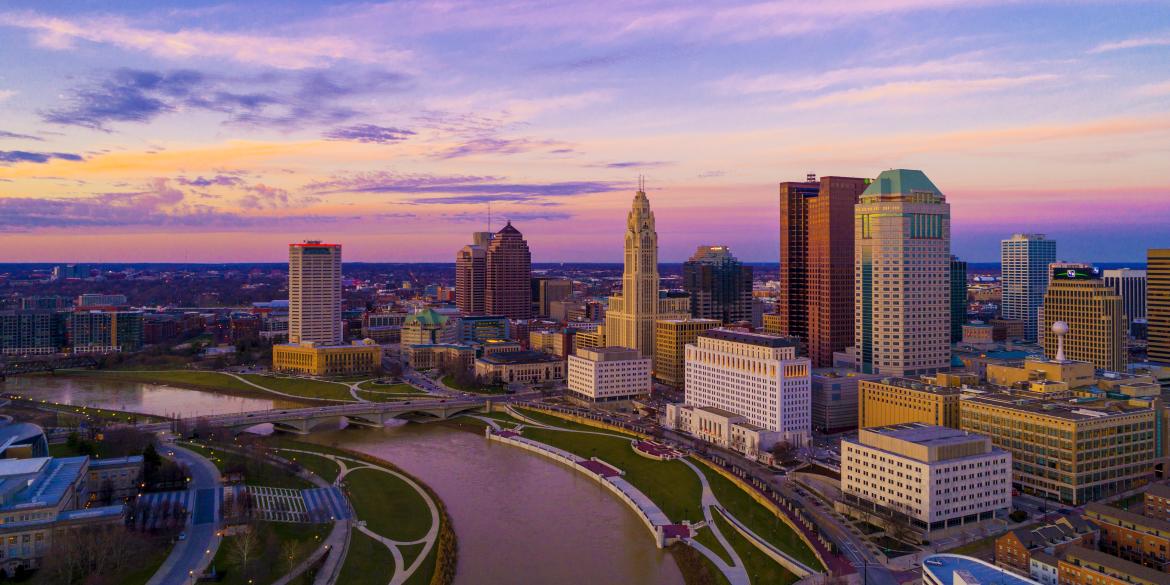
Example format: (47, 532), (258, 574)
(223, 372), (355, 403)
(276, 448), (441, 585)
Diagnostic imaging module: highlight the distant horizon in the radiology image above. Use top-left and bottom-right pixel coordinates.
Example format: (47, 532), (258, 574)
(0, 260), (1152, 269)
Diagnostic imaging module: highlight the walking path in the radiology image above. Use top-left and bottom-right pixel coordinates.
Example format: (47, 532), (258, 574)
(146, 444), (223, 585)
(275, 448), (441, 585)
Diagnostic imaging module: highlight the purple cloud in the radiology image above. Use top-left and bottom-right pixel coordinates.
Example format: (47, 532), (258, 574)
(0, 130), (43, 141)
(175, 174), (245, 187)
(324, 124), (416, 144)
(0, 150), (84, 164)
(591, 160), (673, 169)
(308, 171), (622, 204)
(433, 137), (570, 159)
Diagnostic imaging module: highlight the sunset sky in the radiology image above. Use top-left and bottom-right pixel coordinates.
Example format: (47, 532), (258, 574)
(1, 1), (1167, 263)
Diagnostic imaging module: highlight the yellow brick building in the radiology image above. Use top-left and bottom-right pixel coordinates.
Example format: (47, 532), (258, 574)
(272, 340), (382, 376)
(654, 318), (719, 389)
(1041, 266), (1126, 372)
(858, 378), (961, 429)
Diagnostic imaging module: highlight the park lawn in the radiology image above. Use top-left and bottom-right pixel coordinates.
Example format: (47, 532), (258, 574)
(238, 374), (355, 401)
(515, 407), (638, 436)
(441, 374), (507, 394)
(179, 441), (315, 490)
(69, 369), (268, 397)
(477, 411), (525, 425)
(344, 467), (433, 542)
(288, 451), (340, 483)
(210, 522), (329, 585)
(355, 390), (433, 402)
(518, 427), (704, 523)
(694, 526), (733, 565)
(693, 459), (822, 570)
(356, 381), (419, 393)
(337, 529), (397, 585)
(401, 541), (438, 585)
(669, 542), (733, 585)
(714, 511), (799, 585)
(117, 540), (173, 585)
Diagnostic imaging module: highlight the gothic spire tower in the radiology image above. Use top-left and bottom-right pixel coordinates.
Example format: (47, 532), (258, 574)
(607, 183), (688, 360)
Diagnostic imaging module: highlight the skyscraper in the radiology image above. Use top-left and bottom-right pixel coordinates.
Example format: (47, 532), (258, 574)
(606, 187), (688, 359)
(1001, 233), (1057, 342)
(288, 241), (342, 344)
(1041, 264), (1126, 371)
(778, 175), (869, 367)
(1102, 268), (1147, 324)
(532, 277), (573, 317)
(485, 222), (533, 320)
(950, 256), (968, 342)
(855, 169), (951, 377)
(1150, 250), (1170, 364)
(455, 231), (492, 316)
(682, 245), (752, 324)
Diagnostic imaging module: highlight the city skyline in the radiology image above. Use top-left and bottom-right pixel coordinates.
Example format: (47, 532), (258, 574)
(1, 1), (1169, 263)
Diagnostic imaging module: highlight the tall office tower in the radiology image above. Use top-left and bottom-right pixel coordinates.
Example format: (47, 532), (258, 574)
(855, 169), (951, 377)
(682, 245), (753, 324)
(485, 222), (533, 320)
(606, 187), (688, 359)
(532, 277), (573, 317)
(950, 256), (968, 342)
(1041, 264), (1126, 371)
(1103, 268), (1147, 324)
(685, 329), (812, 446)
(778, 175), (870, 367)
(1001, 233), (1057, 342)
(654, 317), (720, 389)
(455, 231), (493, 315)
(288, 241), (342, 344)
(1150, 250), (1170, 364)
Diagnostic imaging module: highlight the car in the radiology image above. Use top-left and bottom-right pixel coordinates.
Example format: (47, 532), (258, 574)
(178, 532), (187, 541)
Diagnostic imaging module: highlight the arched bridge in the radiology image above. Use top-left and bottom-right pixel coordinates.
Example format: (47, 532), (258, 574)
(189, 398), (486, 435)
(0, 355), (99, 380)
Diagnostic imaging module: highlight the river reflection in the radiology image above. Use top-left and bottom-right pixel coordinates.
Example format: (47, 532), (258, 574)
(309, 423), (683, 585)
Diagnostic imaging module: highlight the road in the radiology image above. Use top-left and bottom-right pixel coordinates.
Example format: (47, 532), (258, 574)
(147, 443), (222, 585)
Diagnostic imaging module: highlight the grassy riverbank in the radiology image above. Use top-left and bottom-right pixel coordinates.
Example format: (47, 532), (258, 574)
(58, 369), (340, 404)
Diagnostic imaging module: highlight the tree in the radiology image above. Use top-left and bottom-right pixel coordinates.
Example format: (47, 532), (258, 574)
(229, 521), (268, 580)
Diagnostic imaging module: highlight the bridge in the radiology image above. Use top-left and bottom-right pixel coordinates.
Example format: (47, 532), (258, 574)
(0, 355), (100, 380)
(186, 398), (486, 435)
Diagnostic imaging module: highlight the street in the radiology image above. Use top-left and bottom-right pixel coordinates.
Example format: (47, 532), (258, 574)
(147, 443), (222, 585)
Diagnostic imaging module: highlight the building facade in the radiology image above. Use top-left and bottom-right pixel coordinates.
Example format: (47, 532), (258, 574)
(855, 169), (951, 377)
(653, 318), (720, 390)
(1084, 503), (1170, 573)
(567, 347), (652, 403)
(288, 241), (342, 344)
(682, 245), (752, 324)
(0, 311), (66, 355)
(68, 310), (143, 353)
(475, 351), (565, 384)
(858, 377), (961, 429)
(663, 404), (780, 460)
(272, 340), (382, 376)
(1059, 546), (1167, 585)
(778, 175), (869, 367)
(840, 424), (1011, 533)
(685, 329), (811, 446)
(455, 231), (492, 315)
(1001, 234), (1057, 342)
(811, 368), (880, 434)
(1103, 268), (1147, 324)
(1148, 250), (1170, 364)
(1041, 265), (1126, 371)
(960, 392), (1158, 504)
(533, 277), (573, 318)
(606, 188), (689, 360)
(951, 256), (968, 342)
(485, 222), (533, 320)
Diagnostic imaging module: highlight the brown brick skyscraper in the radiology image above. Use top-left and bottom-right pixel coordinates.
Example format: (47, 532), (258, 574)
(778, 175), (869, 367)
(485, 221), (533, 319)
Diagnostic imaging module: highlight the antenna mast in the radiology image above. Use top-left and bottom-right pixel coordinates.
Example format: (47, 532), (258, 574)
(488, 201), (492, 232)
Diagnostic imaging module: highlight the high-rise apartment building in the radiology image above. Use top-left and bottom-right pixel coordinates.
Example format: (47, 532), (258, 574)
(855, 169), (951, 377)
(288, 241), (342, 345)
(653, 318), (720, 389)
(1150, 250), (1170, 364)
(682, 245), (752, 324)
(950, 256), (968, 342)
(485, 222), (533, 320)
(1001, 234), (1057, 342)
(455, 231), (492, 315)
(961, 392), (1158, 505)
(1103, 268), (1147, 324)
(607, 187), (688, 360)
(1041, 264), (1126, 371)
(0, 311), (67, 355)
(778, 175), (869, 367)
(68, 311), (143, 353)
(685, 329), (811, 446)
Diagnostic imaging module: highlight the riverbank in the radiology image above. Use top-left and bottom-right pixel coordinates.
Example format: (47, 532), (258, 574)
(52, 369), (338, 405)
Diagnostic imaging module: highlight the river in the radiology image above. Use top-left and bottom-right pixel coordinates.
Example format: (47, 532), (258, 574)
(2, 375), (683, 585)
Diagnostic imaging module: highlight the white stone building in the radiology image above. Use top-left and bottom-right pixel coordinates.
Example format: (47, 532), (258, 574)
(567, 346), (652, 403)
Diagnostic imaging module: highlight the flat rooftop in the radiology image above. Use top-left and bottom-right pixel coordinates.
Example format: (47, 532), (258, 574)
(699, 329), (797, 348)
(861, 423), (983, 449)
(962, 392), (1154, 421)
(923, 554), (1040, 585)
(478, 351), (564, 365)
(866, 377), (961, 395)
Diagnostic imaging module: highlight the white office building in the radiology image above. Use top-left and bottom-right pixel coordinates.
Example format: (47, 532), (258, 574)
(567, 346), (652, 402)
(684, 329), (811, 446)
(841, 423), (1011, 533)
(1002, 234), (1057, 342)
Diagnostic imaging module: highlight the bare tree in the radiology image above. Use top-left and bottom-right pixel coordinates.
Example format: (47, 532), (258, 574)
(230, 521), (267, 579)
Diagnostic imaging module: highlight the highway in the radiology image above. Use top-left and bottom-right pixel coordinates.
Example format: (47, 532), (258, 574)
(147, 444), (222, 585)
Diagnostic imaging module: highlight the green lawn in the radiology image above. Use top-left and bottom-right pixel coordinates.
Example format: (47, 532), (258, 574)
(669, 542), (732, 585)
(208, 522), (328, 585)
(117, 540), (173, 585)
(693, 460), (822, 570)
(289, 451), (340, 483)
(402, 542), (438, 585)
(356, 380), (419, 393)
(337, 529), (398, 585)
(72, 369), (264, 395)
(179, 441), (315, 490)
(714, 511), (798, 585)
(694, 526), (733, 565)
(518, 426), (704, 523)
(477, 411), (525, 425)
(441, 374), (507, 394)
(344, 467), (433, 542)
(354, 389), (433, 402)
(238, 374), (355, 401)
(515, 407), (637, 436)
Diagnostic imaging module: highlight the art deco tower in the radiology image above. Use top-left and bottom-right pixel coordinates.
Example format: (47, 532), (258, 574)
(607, 186), (688, 359)
(485, 222), (533, 320)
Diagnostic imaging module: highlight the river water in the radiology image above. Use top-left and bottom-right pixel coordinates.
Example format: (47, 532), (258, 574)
(2, 376), (683, 585)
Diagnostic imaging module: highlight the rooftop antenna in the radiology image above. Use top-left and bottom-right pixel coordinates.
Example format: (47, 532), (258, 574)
(488, 201), (492, 233)
(638, 174), (645, 192)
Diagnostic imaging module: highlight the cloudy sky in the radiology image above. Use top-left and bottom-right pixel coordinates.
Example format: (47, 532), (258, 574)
(0, 1), (1167, 263)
